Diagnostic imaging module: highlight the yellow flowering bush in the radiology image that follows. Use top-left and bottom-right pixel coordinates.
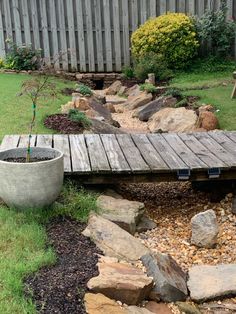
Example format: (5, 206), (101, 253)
(131, 13), (199, 69)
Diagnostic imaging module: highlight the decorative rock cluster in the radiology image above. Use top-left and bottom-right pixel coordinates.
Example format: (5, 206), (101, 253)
(82, 191), (236, 313)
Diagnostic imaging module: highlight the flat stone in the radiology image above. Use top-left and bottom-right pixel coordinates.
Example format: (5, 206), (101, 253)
(126, 93), (153, 110)
(188, 264), (236, 302)
(135, 97), (177, 122)
(84, 293), (126, 314)
(126, 306), (153, 314)
(90, 119), (125, 134)
(103, 189), (124, 199)
(136, 216), (157, 233)
(145, 301), (173, 314)
(141, 253), (188, 302)
(87, 262), (153, 305)
(148, 107), (197, 133)
(97, 195), (145, 234)
(82, 214), (150, 262)
(191, 209), (219, 248)
(106, 95), (127, 105)
(125, 85), (141, 97)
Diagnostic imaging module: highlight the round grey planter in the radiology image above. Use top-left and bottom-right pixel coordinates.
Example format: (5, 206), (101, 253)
(0, 147), (64, 209)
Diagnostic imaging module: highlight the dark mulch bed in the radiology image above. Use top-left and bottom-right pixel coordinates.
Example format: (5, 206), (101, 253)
(24, 217), (102, 314)
(44, 114), (84, 134)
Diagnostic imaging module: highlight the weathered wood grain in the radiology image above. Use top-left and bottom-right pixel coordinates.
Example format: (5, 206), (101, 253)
(18, 135), (36, 148)
(69, 134), (91, 173)
(54, 134), (71, 172)
(36, 135), (53, 148)
(0, 135), (20, 151)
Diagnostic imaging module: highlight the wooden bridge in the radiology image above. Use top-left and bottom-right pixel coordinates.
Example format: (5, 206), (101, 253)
(1, 132), (236, 184)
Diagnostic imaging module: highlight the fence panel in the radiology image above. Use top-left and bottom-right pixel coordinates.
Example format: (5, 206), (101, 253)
(0, 0), (235, 72)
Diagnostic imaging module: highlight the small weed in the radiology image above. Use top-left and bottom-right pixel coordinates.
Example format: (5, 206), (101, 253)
(140, 83), (157, 93)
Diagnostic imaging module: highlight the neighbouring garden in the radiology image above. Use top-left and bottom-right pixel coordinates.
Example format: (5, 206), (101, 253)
(1, 1), (236, 314)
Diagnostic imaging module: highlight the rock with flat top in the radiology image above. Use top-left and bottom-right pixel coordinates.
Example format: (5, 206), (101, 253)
(87, 262), (153, 305)
(84, 293), (126, 314)
(188, 264), (236, 302)
(141, 253), (188, 302)
(125, 84), (141, 97)
(126, 93), (153, 110)
(97, 195), (145, 234)
(191, 209), (219, 248)
(89, 119), (125, 134)
(106, 80), (122, 95)
(82, 214), (150, 262)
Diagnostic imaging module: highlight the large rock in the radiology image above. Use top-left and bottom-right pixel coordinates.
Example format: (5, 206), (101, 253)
(191, 209), (219, 248)
(141, 253), (188, 302)
(97, 195), (145, 234)
(106, 95), (127, 105)
(198, 111), (219, 131)
(87, 262), (153, 305)
(125, 84), (141, 97)
(61, 101), (75, 114)
(135, 97), (177, 122)
(84, 293), (126, 314)
(89, 119), (125, 134)
(89, 98), (119, 127)
(188, 264), (236, 302)
(74, 96), (91, 111)
(125, 92), (153, 110)
(106, 80), (122, 95)
(82, 214), (150, 262)
(148, 107), (198, 133)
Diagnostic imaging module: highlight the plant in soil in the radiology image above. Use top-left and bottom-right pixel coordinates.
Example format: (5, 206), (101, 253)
(20, 74), (58, 162)
(75, 83), (93, 96)
(140, 83), (157, 94)
(68, 109), (92, 128)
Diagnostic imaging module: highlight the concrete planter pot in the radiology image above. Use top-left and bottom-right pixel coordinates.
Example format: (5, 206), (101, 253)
(0, 147), (64, 209)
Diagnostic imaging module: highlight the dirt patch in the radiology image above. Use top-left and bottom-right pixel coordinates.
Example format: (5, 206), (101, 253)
(61, 87), (76, 96)
(24, 217), (102, 314)
(44, 114), (85, 134)
(3, 157), (52, 163)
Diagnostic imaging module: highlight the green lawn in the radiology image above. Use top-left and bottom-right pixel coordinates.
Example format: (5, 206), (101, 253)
(170, 71), (236, 130)
(0, 73), (73, 142)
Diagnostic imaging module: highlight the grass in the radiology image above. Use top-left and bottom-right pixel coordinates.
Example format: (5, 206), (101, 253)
(0, 181), (99, 313)
(170, 70), (236, 130)
(0, 73), (74, 142)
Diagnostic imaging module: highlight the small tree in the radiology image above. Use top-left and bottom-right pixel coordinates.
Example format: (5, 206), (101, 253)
(20, 68), (58, 162)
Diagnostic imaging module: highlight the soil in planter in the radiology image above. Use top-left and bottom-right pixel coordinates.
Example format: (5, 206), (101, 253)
(44, 114), (85, 134)
(3, 157), (52, 163)
(24, 217), (102, 314)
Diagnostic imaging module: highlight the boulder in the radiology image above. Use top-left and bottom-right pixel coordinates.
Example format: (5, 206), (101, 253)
(87, 262), (153, 305)
(89, 119), (125, 134)
(93, 90), (106, 104)
(141, 253), (188, 302)
(145, 302), (173, 314)
(125, 85), (141, 97)
(119, 86), (128, 96)
(84, 293), (126, 314)
(198, 111), (219, 131)
(148, 107), (198, 133)
(126, 93), (153, 110)
(106, 80), (122, 95)
(136, 216), (157, 233)
(134, 96), (177, 122)
(187, 264), (236, 302)
(191, 209), (219, 248)
(82, 214), (150, 262)
(74, 96), (91, 111)
(103, 189), (124, 199)
(97, 195), (145, 234)
(106, 95), (127, 105)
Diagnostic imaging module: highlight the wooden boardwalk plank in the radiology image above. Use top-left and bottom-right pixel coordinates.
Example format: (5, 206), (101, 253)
(54, 135), (71, 173)
(224, 131), (236, 143)
(209, 131), (236, 157)
(116, 134), (150, 172)
(18, 135), (36, 148)
(179, 133), (226, 168)
(147, 134), (188, 170)
(194, 132), (236, 167)
(0, 135), (20, 151)
(69, 135), (91, 173)
(131, 134), (168, 171)
(36, 134), (53, 148)
(100, 134), (130, 172)
(163, 133), (208, 169)
(85, 134), (110, 172)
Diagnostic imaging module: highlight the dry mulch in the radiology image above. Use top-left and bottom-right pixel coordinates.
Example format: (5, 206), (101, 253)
(44, 114), (84, 134)
(24, 217), (101, 314)
(118, 182), (236, 272)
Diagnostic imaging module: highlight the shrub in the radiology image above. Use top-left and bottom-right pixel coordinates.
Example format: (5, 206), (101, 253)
(68, 109), (91, 128)
(175, 98), (188, 108)
(195, 0), (236, 57)
(0, 58), (4, 68)
(131, 13), (199, 69)
(164, 87), (183, 99)
(122, 66), (135, 79)
(140, 83), (157, 93)
(134, 52), (173, 81)
(75, 84), (93, 96)
(5, 40), (41, 71)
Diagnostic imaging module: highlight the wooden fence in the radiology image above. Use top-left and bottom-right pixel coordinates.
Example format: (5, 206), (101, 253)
(0, 0), (235, 72)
